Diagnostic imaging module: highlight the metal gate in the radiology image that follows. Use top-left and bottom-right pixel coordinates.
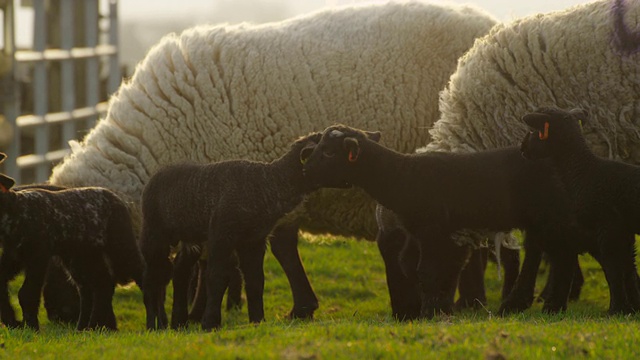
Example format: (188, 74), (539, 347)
(0, 0), (120, 184)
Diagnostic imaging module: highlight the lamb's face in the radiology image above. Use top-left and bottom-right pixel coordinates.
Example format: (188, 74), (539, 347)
(520, 107), (588, 160)
(303, 125), (380, 189)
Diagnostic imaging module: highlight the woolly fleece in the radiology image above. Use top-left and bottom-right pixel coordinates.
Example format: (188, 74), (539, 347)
(427, 0), (640, 161)
(49, 1), (497, 239)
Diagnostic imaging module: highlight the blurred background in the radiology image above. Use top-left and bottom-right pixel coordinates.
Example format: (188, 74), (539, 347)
(0, 0), (591, 183)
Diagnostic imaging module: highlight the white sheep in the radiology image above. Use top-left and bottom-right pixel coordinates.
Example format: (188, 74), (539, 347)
(49, 1), (497, 238)
(427, 0), (640, 159)
(47, 1), (497, 319)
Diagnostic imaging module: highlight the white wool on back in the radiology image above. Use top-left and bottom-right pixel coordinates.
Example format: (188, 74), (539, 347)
(49, 1), (497, 239)
(427, 0), (640, 161)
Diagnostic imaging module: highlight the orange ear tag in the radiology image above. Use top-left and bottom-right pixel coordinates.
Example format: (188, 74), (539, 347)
(0, 184), (7, 193)
(538, 122), (549, 140)
(348, 151), (358, 162)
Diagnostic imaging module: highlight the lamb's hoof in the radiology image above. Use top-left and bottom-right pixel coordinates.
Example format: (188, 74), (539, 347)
(287, 305), (318, 320)
(498, 297), (533, 315)
(455, 297), (486, 310)
(2, 319), (23, 329)
(607, 305), (635, 316)
(170, 320), (189, 330)
(226, 298), (244, 311)
(392, 311), (420, 322)
(542, 302), (566, 314)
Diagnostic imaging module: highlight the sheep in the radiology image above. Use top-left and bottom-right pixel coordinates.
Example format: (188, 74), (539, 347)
(418, 0), (639, 313)
(375, 203), (521, 319)
(0, 154), (144, 331)
(140, 132), (338, 331)
(302, 125), (582, 317)
(47, 2), (498, 319)
(520, 107), (640, 314)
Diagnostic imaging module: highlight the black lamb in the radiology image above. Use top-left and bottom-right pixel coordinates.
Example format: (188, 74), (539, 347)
(521, 107), (640, 314)
(375, 203), (520, 319)
(139, 132), (335, 331)
(303, 125), (582, 318)
(0, 156), (144, 331)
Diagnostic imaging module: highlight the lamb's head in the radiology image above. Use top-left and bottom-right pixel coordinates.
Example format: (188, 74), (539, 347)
(520, 107), (589, 160)
(302, 125), (381, 189)
(295, 131), (323, 165)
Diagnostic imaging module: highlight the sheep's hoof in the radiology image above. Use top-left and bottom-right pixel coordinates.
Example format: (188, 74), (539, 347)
(392, 311), (419, 322)
(607, 304), (635, 316)
(498, 297), (533, 315)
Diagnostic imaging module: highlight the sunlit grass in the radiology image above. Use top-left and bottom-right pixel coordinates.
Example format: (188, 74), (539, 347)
(3, 234), (640, 359)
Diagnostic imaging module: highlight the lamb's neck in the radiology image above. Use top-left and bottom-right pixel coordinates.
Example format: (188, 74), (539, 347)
(352, 144), (413, 211)
(270, 152), (312, 195)
(551, 137), (598, 182)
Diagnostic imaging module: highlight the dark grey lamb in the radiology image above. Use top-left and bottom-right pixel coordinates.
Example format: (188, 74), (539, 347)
(0, 154), (144, 331)
(521, 107), (640, 314)
(139, 132), (335, 331)
(303, 125), (581, 318)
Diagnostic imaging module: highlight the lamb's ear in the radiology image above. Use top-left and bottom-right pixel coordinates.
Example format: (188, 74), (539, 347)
(0, 153), (6, 164)
(569, 108), (589, 127)
(299, 144), (315, 165)
(0, 174), (15, 193)
(365, 131), (381, 143)
(522, 113), (550, 131)
(343, 137), (360, 162)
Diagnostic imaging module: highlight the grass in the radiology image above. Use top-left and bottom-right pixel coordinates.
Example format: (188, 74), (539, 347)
(3, 234), (640, 359)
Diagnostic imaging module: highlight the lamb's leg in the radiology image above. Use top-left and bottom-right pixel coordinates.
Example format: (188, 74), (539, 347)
(237, 242), (267, 324)
(89, 283), (117, 331)
(226, 254), (243, 311)
(568, 261), (584, 302)
(201, 232), (235, 331)
(376, 229), (420, 320)
(76, 281), (93, 330)
(414, 229), (455, 319)
(269, 223), (318, 319)
(0, 256), (22, 328)
(171, 247), (202, 329)
(541, 251), (575, 314)
(595, 234), (637, 314)
(498, 237), (542, 315)
(436, 242), (471, 313)
(500, 247), (520, 301)
(140, 227), (173, 330)
(18, 263), (48, 331)
(456, 248), (487, 309)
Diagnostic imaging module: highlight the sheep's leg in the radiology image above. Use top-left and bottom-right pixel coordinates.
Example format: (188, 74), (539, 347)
(237, 242), (267, 324)
(498, 238), (542, 315)
(269, 223), (318, 319)
(0, 256), (22, 328)
(456, 248), (487, 309)
(376, 229), (420, 320)
(201, 232), (234, 331)
(171, 247), (201, 329)
(499, 248), (520, 302)
(18, 263), (48, 331)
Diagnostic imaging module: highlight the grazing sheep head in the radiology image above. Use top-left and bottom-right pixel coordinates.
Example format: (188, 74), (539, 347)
(520, 107), (589, 160)
(303, 125), (381, 188)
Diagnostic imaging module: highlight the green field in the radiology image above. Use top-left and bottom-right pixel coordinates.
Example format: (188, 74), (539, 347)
(3, 235), (640, 359)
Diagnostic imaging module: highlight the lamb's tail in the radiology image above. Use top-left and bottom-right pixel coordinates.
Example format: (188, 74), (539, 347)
(104, 199), (146, 288)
